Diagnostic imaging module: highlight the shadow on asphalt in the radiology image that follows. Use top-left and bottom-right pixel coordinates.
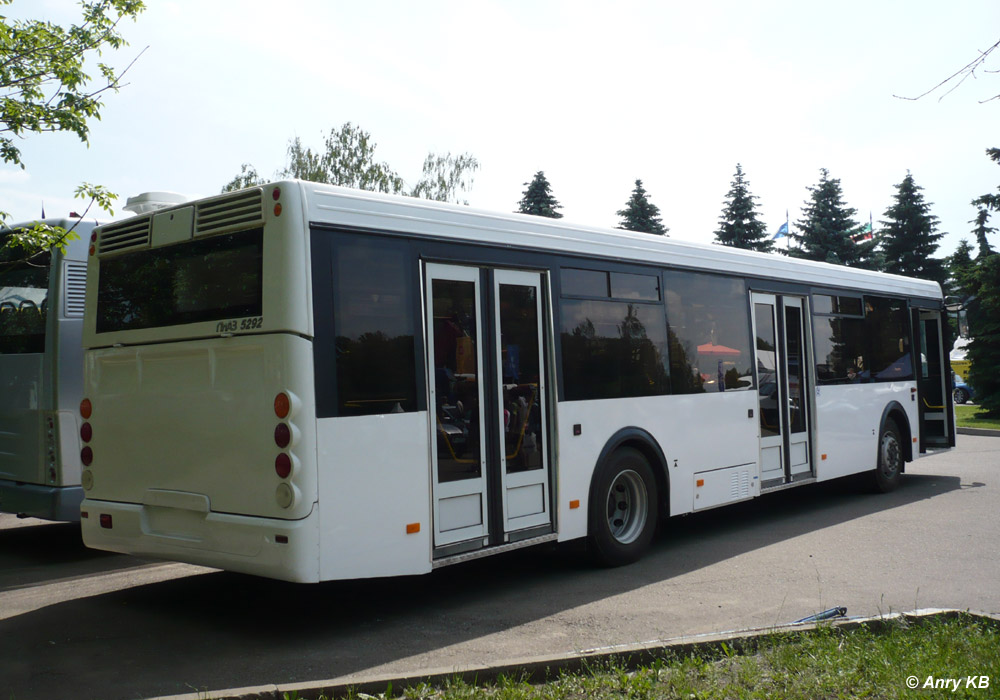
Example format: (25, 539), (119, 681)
(0, 520), (155, 592)
(0, 471), (965, 700)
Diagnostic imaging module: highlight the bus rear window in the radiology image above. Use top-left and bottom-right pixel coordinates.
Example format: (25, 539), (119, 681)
(0, 251), (50, 354)
(97, 229), (263, 333)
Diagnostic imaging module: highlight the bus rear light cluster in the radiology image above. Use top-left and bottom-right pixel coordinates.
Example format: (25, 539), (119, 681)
(272, 186), (282, 217)
(273, 392), (298, 505)
(80, 398), (94, 487)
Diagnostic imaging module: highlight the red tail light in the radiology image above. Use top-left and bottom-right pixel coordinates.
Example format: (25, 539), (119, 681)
(80, 422), (92, 443)
(81, 446), (93, 466)
(274, 423), (291, 448)
(99, 514), (112, 529)
(275, 453), (291, 479)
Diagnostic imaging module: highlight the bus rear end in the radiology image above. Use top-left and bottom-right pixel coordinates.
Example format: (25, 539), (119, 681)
(0, 220), (90, 521)
(79, 186), (322, 582)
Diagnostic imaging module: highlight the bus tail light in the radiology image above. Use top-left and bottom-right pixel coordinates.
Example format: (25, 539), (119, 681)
(99, 514), (112, 529)
(274, 423), (291, 449)
(80, 398), (92, 420)
(80, 422), (92, 443)
(275, 453), (292, 479)
(274, 392), (290, 419)
(81, 446), (93, 466)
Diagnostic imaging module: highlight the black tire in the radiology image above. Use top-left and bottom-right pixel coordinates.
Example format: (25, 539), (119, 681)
(953, 388), (969, 405)
(588, 447), (658, 566)
(871, 419), (904, 493)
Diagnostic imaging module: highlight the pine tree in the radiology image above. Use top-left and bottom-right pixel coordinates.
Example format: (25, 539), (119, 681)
(948, 239), (978, 303)
(966, 254), (1000, 417)
(789, 168), (878, 268)
(714, 164), (772, 252)
(970, 208), (996, 258)
(616, 179), (667, 235)
(877, 171), (946, 283)
(517, 171), (563, 218)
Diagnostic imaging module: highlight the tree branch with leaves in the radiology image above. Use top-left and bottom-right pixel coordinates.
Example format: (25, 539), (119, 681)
(0, 0), (146, 261)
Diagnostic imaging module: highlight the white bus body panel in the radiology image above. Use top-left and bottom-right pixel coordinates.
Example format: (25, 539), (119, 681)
(555, 390), (760, 541)
(317, 412), (433, 579)
(812, 382), (919, 481)
(82, 333), (321, 579)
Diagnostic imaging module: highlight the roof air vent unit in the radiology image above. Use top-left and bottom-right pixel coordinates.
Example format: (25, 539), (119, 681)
(123, 192), (193, 216)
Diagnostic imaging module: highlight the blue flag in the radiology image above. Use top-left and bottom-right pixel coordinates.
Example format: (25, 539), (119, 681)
(772, 221), (788, 240)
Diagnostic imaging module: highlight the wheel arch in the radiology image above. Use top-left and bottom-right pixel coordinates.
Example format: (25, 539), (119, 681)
(880, 400), (912, 467)
(591, 427), (670, 520)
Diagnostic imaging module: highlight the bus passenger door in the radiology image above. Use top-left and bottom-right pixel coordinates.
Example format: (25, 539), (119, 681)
(916, 310), (953, 449)
(425, 264), (553, 556)
(494, 270), (551, 534)
(426, 264), (490, 549)
(752, 293), (812, 487)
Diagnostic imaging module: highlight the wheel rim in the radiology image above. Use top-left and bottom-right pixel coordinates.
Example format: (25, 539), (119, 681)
(606, 469), (648, 544)
(954, 389), (967, 404)
(880, 431), (902, 480)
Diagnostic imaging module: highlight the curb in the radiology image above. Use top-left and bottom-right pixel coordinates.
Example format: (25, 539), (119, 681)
(957, 427), (1000, 437)
(148, 609), (1000, 700)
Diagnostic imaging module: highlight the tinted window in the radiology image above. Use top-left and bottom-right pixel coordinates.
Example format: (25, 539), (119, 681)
(560, 268), (608, 298)
(813, 316), (867, 384)
(97, 229), (263, 332)
(0, 247), (50, 354)
(560, 299), (669, 400)
(610, 272), (660, 301)
(813, 294), (862, 316)
(663, 271), (753, 393)
(866, 296), (912, 381)
(332, 236), (418, 416)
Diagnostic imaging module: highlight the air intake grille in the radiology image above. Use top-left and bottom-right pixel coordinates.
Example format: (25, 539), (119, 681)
(63, 261), (87, 317)
(99, 218), (151, 254)
(195, 188), (264, 236)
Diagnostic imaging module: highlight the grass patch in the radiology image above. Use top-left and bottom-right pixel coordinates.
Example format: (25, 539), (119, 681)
(311, 614), (999, 700)
(955, 405), (1000, 430)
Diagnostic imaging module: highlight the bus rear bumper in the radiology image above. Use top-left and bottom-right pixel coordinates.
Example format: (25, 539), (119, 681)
(79, 498), (321, 583)
(0, 480), (83, 522)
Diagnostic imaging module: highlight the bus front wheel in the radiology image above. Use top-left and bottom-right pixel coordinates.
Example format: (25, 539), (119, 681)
(588, 447), (658, 566)
(871, 419), (904, 493)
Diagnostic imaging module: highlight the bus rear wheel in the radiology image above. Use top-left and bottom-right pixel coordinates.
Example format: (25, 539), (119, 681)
(588, 447), (658, 566)
(871, 419), (904, 493)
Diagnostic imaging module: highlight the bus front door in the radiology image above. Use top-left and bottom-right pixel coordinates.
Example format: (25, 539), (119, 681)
(425, 263), (553, 556)
(752, 293), (812, 488)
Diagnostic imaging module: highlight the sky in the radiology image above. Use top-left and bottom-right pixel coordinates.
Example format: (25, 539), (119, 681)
(2, 1), (999, 259)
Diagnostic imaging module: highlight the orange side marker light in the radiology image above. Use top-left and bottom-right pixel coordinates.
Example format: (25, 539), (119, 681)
(696, 479), (705, 487)
(569, 499), (580, 509)
(406, 523), (420, 534)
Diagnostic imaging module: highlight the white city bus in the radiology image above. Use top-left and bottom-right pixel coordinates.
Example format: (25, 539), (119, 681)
(1, 219), (93, 521)
(79, 183), (954, 582)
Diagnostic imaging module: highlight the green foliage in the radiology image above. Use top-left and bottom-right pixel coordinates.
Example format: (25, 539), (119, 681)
(966, 254), (1000, 416)
(972, 147), (1000, 213)
(280, 123), (406, 194)
(948, 239), (978, 314)
(517, 171), (562, 219)
(788, 168), (878, 269)
(0, 183), (117, 268)
(224, 123), (479, 204)
(877, 171), (947, 283)
(616, 179), (667, 235)
(0, 0), (144, 257)
(970, 208), (996, 258)
(411, 152), (480, 205)
(714, 164), (771, 252)
(221, 163), (266, 193)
